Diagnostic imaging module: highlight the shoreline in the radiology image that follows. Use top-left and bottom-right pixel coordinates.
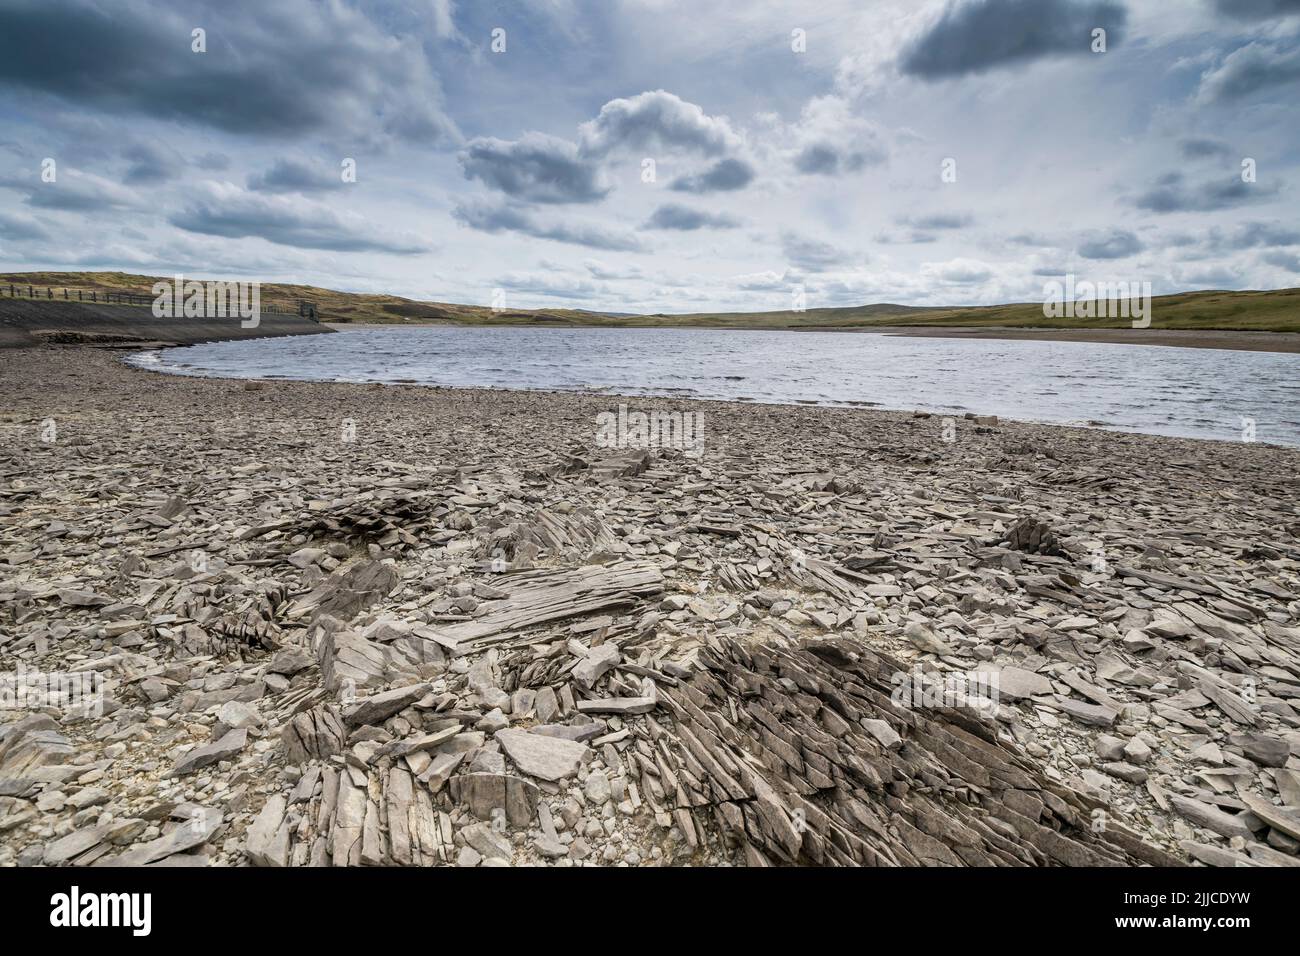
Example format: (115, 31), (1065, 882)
(323, 321), (1300, 354)
(2, 347), (1298, 869)
(875, 325), (1300, 354)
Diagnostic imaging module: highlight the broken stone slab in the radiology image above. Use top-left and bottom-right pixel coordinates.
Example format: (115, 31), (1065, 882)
(448, 773), (539, 827)
(113, 810), (223, 865)
(462, 822), (512, 862)
(419, 751), (466, 793)
(572, 643), (620, 688)
(281, 704), (347, 764)
(996, 666), (1053, 701)
(1240, 794), (1300, 842)
(342, 682), (431, 727)
(496, 728), (590, 782)
(1052, 697), (1118, 728)
(531, 722), (606, 742)
(1228, 733), (1290, 768)
(43, 824), (110, 865)
(903, 619), (952, 655)
(266, 646), (314, 676)
(860, 718), (902, 751)
(286, 559), (400, 622)
(1168, 794), (1254, 840)
(246, 795), (290, 867)
(575, 697), (656, 716)
(170, 728), (248, 776)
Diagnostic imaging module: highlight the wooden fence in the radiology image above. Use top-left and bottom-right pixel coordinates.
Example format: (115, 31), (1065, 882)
(1, 283), (318, 319)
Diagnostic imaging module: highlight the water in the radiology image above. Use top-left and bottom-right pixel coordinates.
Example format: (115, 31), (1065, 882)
(127, 326), (1300, 446)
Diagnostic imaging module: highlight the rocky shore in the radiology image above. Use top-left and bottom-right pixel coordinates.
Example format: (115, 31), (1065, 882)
(2, 346), (1298, 868)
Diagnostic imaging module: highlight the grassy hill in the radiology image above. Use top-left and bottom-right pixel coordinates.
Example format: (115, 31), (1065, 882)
(3, 271), (1298, 332)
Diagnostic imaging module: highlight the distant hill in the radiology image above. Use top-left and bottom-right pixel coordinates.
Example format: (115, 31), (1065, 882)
(2, 271), (1298, 332)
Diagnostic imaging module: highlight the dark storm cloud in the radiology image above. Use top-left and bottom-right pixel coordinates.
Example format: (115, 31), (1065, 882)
(1211, 0), (1300, 19)
(1135, 171), (1280, 212)
(453, 200), (645, 252)
(458, 134), (610, 204)
(170, 186), (430, 254)
(0, 0), (456, 142)
(1076, 229), (1144, 258)
(644, 203), (740, 230)
(247, 159), (340, 194)
(1197, 39), (1300, 102)
(900, 0), (1126, 79)
(669, 158), (755, 194)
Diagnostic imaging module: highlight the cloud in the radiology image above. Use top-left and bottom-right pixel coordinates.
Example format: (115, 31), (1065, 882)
(898, 212), (974, 230)
(122, 142), (184, 184)
(1197, 39), (1300, 103)
(921, 258), (994, 283)
(0, 209), (51, 241)
(1135, 171), (1280, 212)
(668, 158), (755, 193)
(781, 232), (855, 271)
(247, 159), (341, 193)
(195, 152), (231, 171)
(730, 270), (789, 292)
(1076, 228), (1144, 259)
(644, 203), (740, 230)
(1211, 0), (1300, 19)
(900, 0), (1126, 79)
(0, 0), (458, 143)
(788, 95), (889, 176)
(578, 90), (743, 157)
(1179, 137), (1231, 159)
(1183, 220), (1300, 256)
(170, 183), (430, 254)
(5, 168), (140, 212)
(494, 270), (604, 300)
(1263, 250), (1300, 271)
(453, 199), (645, 251)
(584, 259), (644, 280)
(459, 133), (610, 204)
(1221, 220), (1300, 248)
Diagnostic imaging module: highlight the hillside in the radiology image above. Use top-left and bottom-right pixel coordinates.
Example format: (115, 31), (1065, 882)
(3, 271), (1298, 332)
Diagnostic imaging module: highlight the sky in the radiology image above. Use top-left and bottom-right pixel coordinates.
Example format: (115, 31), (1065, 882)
(1, 0), (1298, 313)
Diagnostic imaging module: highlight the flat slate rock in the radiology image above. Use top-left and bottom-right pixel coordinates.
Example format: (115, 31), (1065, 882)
(496, 728), (590, 782)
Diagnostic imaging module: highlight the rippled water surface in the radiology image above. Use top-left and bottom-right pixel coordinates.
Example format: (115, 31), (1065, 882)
(129, 327), (1300, 446)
